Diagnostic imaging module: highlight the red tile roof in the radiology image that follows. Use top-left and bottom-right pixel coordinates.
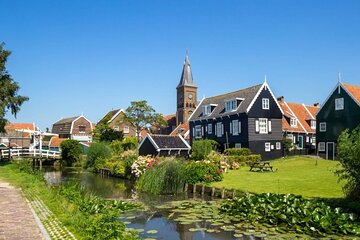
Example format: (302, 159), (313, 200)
(5, 123), (36, 138)
(170, 123), (190, 140)
(343, 82), (360, 103)
(49, 137), (67, 148)
(163, 114), (176, 121)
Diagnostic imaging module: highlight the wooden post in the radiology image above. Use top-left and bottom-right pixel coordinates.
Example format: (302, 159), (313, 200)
(193, 184), (196, 194)
(232, 190), (236, 199)
(211, 187), (215, 197)
(201, 185), (205, 196)
(184, 183), (188, 192)
(221, 188), (225, 199)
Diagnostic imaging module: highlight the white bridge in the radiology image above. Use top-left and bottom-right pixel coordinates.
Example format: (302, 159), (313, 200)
(0, 148), (61, 160)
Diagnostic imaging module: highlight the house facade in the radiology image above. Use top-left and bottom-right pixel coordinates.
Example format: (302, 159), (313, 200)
(189, 81), (283, 160)
(316, 82), (360, 160)
(52, 115), (93, 142)
(277, 97), (319, 154)
(98, 109), (137, 138)
(0, 123), (38, 148)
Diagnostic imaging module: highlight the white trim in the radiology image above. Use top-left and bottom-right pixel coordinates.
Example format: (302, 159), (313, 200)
(319, 122), (326, 132)
(188, 96), (206, 122)
(326, 142), (335, 160)
(183, 130), (190, 139)
(246, 81), (284, 115)
(178, 134), (191, 149)
(70, 115), (91, 134)
(284, 102), (308, 134)
(302, 104), (315, 120)
(108, 109), (125, 123)
(318, 142), (325, 152)
(138, 134), (160, 151)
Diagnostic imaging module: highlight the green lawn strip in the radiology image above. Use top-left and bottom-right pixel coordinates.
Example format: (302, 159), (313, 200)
(210, 156), (345, 198)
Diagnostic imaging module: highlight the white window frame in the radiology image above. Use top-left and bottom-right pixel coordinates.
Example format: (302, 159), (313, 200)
(78, 126), (86, 134)
(232, 119), (239, 135)
(235, 143), (241, 148)
(225, 99), (237, 112)
(113, 126), (120, 131)
(318, 142), (325, 152)
(195, 125), (202, 139)
(208, 123), (212, 134)
(262, 98), (269, 110)
(216, 122), (222, 137)
(202, 105), (211, 115)
(259, 118), (268, 134)
(335, 98), (344, 110)
(276, 142), (281, 150)
(319, 122), (326, 132)
(123, 126), (130, 134)
(265, 142), (271, 152)
(311, 120), (316, 129)
(290, 118), (297, 127)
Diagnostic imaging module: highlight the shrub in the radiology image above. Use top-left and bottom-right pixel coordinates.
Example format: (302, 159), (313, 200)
(224, 147), (251, 156)
(137, 158), (185, 194)
(283, 138), (292, 152)
(183, 161), (223, 184)
(121, 150), (138, 178)
(121, 137), (138, 151)
(336, 126), (360, 200)
(191, 140), (218, 161)
(206, 150), (223, 164)
(60, 139), (82, 166)
(131, 155), (156, 178)
(86, 142), (112, 169)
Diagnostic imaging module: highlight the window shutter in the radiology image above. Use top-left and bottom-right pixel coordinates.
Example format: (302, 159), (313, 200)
(230, 122), (232, 134)
(268, 120), (272, 133)
(215, 124), (217, 135)
(202, 126), (204, 136)
(222, 123), (224, 135)
(239, 121), (242, 134)
(205, 125), (208, 133)
(255, 120), (259, 133)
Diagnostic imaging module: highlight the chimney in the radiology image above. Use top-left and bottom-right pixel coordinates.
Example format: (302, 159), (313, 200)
(314, 102), (319, 107)
(277, 96), (284, 102)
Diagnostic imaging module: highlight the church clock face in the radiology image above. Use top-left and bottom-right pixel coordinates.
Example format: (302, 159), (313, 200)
(188, 93), (193, 100)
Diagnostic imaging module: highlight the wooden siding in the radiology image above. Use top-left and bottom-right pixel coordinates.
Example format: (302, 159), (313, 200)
(72, 117), (92, 135)
(248, 87), (283, 119)
(139, 138), (158, 156)
(249, 140), (283, 160)
(248, 118), (282, 141)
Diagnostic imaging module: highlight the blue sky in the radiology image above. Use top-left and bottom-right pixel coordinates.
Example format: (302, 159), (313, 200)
(1, 0), (360, 130)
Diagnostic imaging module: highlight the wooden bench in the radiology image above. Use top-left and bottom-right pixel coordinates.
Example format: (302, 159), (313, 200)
(249, 161), (273, 172)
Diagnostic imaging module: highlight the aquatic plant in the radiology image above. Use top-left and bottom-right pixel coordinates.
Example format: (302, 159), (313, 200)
(183, 160), (223, 184)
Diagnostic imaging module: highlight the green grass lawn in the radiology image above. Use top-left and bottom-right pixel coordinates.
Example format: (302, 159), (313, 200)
(210, 156), (345, 199)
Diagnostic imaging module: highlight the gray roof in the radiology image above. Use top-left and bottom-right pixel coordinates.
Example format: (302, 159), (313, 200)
(52, 116), (79, 135)
(189, 84), (263, 121)
(53, 116), (78, 125)
(177, 55), (196, 88)
(150, 135), (190, 149)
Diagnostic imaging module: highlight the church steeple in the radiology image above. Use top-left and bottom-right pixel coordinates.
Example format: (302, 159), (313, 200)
(176, 53), (198, 125)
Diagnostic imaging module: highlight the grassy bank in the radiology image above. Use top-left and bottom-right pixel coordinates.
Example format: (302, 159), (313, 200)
(0, 161), (139, 240)
(210, 156), (345, 198)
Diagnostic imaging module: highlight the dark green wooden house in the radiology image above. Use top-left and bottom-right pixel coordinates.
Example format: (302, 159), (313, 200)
(316, 82), (360, 159)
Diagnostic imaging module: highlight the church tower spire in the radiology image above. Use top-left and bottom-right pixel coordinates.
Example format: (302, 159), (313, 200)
(176, 53), (198, 125)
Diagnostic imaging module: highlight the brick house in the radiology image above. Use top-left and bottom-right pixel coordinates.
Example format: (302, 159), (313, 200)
(0, 123), (38, 148)
(52, 115), (93, 142)
(97, 109), (137, 138)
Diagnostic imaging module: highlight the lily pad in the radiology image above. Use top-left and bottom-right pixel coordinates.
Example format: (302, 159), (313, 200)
(123, 221), (131, 224)
(146, 230), (158, 234)
(234, 233), (243, 238)
(189, 228), (207, 232)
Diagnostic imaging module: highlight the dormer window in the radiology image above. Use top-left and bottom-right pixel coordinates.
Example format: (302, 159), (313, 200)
(290, 118), (297, 127)
(262, 98), (269, 110)
(79, 125), (86, 134)
(225, 100), (237, 112)
(202, 105), (211, 115)
(310, 120), (316, 129)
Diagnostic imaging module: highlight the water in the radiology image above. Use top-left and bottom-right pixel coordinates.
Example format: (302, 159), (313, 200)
(41, 167), (270, 240)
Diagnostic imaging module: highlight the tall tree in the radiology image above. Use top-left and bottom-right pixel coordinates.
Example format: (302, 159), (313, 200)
(125, 100), (167, 140)
(0, 43), (29, 133)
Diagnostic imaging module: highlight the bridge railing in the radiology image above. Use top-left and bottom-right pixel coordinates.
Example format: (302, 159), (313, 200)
(0, 148), (61, 159)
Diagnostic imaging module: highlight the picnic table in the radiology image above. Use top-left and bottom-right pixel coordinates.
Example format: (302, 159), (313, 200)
(249, 161), (273, 172)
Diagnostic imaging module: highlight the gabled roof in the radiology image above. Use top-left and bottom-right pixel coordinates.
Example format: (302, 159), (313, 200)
(177, 54), (196, 88)
(98, 109), (125, 125)
(343, 82), (360, 103)
(49, 137), (66, 148)
(52, 115), (93, 135)
(170, 123), (190, 140)
(53, 117), (78, 125)
(4, 123), (36, 138)
(139, 134), (191, 151)
(189, 82), (282, 121)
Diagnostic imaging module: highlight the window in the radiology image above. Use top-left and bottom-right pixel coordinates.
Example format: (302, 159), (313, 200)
(202, 105), (211, 115)
(290, 118), (297, 127)
(319, 122), (326, 132)
(335, 98), (344, 110)
(306, 136), (309, 143)
(208, 123), (212, 134)
(78, 126), (86, 134)
(216, 122), (223, 137)
(195, 125), (202, 139)
(318, 142), (325, 152)
(265, 142), (271, 152)
(225, 100), (237, 112)
(311, 120), (316, 129)
(232, 120), (239, 135)
(113, 126), (120, 131)
(259, 118), (268, 134)
(276, 142), (281, 150)
(123, 126), (130, 134)
(235, 143), (241, 148)
(262, 98), (269, 110)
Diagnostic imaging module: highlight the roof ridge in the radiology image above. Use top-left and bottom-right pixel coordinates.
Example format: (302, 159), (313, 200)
(205, 84), (262, 100)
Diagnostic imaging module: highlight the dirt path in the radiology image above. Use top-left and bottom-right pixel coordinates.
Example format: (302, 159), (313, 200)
(0, 182), (44, 240)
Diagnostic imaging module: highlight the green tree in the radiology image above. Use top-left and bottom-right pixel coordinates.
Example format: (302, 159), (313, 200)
(125, 100), (167, 140)
(0, 43), (29, 132)
(86, 142), (112, 169)
(60, 140), (82, 166)
(191, 140), (218, 161)
(98, 126), (124, 142)
(336, 125), (360, 200)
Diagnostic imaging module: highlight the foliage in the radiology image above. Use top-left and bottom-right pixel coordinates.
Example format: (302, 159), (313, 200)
(336, 126), (360, 200)
(224, 148), (251, 156)
(86, 142), (112, 169)
(131, 155), (156, 178)
(121, 137), (138, 151)
(191, 140), (218, 161)
(109, 140), (124, 155)
(137, 158), (186, 194)
(183, 160), (223, 184)
(283, 138), (293, 152)
(0, 43), (29, 133)
(93, 123), (124, 143)
(226, 154), (261, 166)
(210, 156), (344, 198)
(220, 193), (360, 237)
(125, 100), (166, 139)
(206, 150), (223, 164)
(60, 139), (82, 166)
(122, 150), (138, 178)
